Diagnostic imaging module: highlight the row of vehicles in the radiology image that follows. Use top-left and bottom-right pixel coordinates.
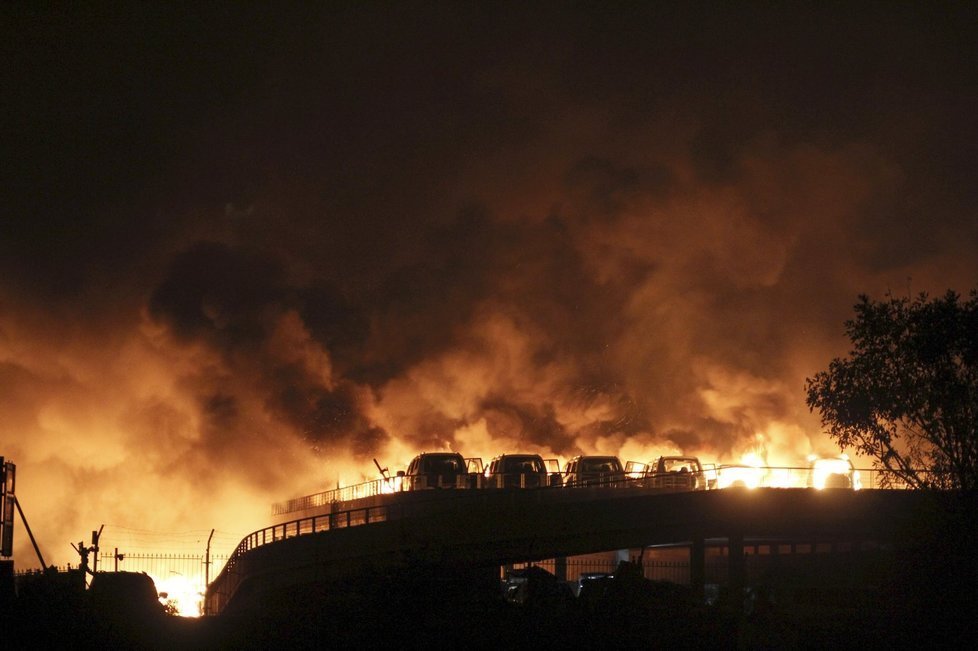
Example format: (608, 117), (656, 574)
(393, 452), (859, 492)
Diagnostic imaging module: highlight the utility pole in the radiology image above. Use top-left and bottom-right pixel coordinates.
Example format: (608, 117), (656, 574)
(204, 528), (215, 586)
(1, 458), (15, 560)
(71, 524), (103, 588)
(70, 540), (90, 589)
(203, 528), (215, 616)
(91, 525), (103, 574)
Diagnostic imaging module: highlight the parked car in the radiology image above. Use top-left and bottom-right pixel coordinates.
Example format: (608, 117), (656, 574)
(715, 464), (763, 489)
(574, 571), (613, 598)
(503, 566), (574, 606)
(628, 456), (708, 490)
(807, 455), (861, 490)
(89, 571), (165, 620)
(400, 452), (469, 490)
(484, 454), (560, 488)
(563, 455), (625, 487)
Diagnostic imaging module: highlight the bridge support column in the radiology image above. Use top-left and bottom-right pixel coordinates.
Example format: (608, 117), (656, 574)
(615, 548), (629, 566)
(554, 556), (567, 582)
(728, 531), (745, 601)
(690, 536), (705, 600)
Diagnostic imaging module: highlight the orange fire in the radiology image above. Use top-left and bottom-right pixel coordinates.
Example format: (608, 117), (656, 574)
(153, 572), (204, 617)
(808, 454), (861, 490)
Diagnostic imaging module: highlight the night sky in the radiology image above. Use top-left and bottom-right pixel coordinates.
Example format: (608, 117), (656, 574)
(2, 4), (977, 567)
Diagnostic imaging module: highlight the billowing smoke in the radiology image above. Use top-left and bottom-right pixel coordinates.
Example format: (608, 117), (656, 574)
(2, 4), (977, 568)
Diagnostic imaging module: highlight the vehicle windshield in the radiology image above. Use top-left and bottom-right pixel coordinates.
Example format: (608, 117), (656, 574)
(503, 456), (544, 473)
(580, 457), (622, 473)
(422, 455), (464, 474)
(660, 458), (698, 473)
(809, 457), (857, 489)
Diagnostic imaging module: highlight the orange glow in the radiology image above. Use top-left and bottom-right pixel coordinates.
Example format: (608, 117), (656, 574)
(0, 261), (875, 574)
(765, 467), (795, 488)
(716, 463), (763, 489)
(808, 455), (860, 490)
(379, 475), (404, 494)
(153, 572), (203, 617)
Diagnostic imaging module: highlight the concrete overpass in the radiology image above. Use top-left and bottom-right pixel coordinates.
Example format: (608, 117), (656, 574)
(205, 486), (966, 615)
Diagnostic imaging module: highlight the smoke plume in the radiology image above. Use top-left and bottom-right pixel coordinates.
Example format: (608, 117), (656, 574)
(2, 4), (976, 567)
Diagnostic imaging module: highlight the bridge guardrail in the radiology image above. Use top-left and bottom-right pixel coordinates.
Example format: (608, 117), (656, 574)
(271, 466), (918, 517)
(206, 502), (396, 615)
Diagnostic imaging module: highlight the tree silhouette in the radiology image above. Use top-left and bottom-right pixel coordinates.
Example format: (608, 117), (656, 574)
(806, 290), (978, 489)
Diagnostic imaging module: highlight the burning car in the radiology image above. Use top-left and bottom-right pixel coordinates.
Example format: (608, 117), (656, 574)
(626, 456), (708, 490)
(715, 464), (764, 489)
(484, 454), (561, 488)
(807, 454), (861, 490)
(400, 452), (469, 490)
(563, 455), (626, 487)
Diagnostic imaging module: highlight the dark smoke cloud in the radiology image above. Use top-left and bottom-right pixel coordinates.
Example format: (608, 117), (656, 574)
(149, 242), (289, 348)
(478, 396), (577, 456)
(2, 4), (978, 568)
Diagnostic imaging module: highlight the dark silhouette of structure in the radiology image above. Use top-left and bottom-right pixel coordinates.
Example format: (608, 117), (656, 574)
(206, 486), (971, 617)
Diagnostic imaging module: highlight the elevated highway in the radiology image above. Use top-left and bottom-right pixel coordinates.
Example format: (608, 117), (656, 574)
(205, 485), (965, 615)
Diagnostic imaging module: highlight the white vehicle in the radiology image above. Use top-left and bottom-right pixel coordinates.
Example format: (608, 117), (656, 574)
(807, 455), (861, 490)
(625, 456), (708, 490)
(716, 464), (763, 489)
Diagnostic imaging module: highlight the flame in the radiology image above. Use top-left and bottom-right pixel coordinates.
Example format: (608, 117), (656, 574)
(153, 572), (203, 617)
(740, 452), (764, 467)
(716, 459), (764, 489)
(808, 455), (860, 490)
(379, 475), (404, 494)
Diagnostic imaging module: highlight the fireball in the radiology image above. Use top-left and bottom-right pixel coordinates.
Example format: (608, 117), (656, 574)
(807, 454), (860, 490)
(716, 464), (763, 489)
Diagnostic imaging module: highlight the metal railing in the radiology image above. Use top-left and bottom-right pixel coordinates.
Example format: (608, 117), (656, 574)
(271, 466), (919, 517)
(272, 479), (394, 515)
(207, 503), (396, 614)
(272, 472), (562, 515)
(14, 564), (74, 576)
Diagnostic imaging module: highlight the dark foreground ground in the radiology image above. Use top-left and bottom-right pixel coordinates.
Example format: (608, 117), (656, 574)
(6, 561), (975, 650)
(6, 499), (977, 649)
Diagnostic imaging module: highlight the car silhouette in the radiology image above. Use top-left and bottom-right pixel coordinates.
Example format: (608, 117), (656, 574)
(563, 455), (625, 487)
